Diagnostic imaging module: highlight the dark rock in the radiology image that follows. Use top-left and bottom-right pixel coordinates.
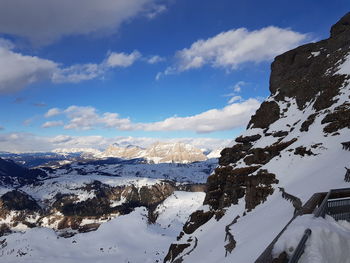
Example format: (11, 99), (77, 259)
(321, 103), (350, 133)
(330, 12), (350, 38)
(219, 143), (253, 166)
(268, 12), (350, 111)
(300, 113), (318, 132)
(0, 224), (11, 237)
(52, 180), (176, 217)
(342, 141), (350, 151)
(204, 166), (261, 210)
(279, 187), (302, 214)
(294, 146), (315, 157)
(244, 139), (297, 165)
(224, 216), (239, 256)
(78, 223), (100, 233)
(272, 251), (289, 263)
(247, 101), (280, 129)
(0, 190), (41, 212)
(164, 243), (190, 263)
(272, 131), (289, 137)
(235, 134), (262, 143)
(244, 148), (271, 165)
(183, 210), (214, 234)
(245, 170), (278, 211)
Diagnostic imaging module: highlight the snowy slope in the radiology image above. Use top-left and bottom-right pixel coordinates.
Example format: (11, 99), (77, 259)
(0, 192), (205, 263)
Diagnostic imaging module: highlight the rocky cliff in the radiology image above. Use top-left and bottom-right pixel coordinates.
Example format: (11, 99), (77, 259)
(164, 12), (350, 263)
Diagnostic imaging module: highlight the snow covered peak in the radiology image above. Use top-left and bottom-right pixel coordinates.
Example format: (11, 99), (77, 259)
(102, 141), (208, 164)
(144, 142), (207, 164)
(52, 147), (103, 156)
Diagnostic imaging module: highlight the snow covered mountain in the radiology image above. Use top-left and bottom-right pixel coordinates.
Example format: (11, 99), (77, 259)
(103, 142), (208, 163)
(164, 12), (350, 262)
(1, 12), (350, 263)
(0, 156), (216, 262)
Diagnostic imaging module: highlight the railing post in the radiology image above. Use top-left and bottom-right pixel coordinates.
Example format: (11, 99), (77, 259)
(287, 229), (312, 263)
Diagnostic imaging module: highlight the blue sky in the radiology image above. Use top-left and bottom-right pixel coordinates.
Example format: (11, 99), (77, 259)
(0, 0), (348, 152)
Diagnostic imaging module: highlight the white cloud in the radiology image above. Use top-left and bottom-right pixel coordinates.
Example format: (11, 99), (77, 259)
(44, 98), (261, 133)
(233, 81), (246, 93)
(0, 41), (144, 92)
(0, 0), (159, 45)
(147, 55), (165, 64)
(63, 106), (101, 130)
(42, 121), (64, 128)
(106, 51), (141, 68)
(146, 5), (167, 19)
(135, 98), (261, 133)
(61, 106), (132, 131)
(52, 63), (103, 83)
(0, 40), (57, 93)
(228, 96), (242, 104)
(0, 132), (231, 153)
(173, 26), (308, 72)
(45, 108), (61, 118)
(224, 81), (247, 104)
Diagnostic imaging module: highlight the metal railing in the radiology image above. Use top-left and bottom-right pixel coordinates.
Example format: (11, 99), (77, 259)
(326, 198), (350, 221)
(288, 187), (350, 263)
(287, 229), (312, 263)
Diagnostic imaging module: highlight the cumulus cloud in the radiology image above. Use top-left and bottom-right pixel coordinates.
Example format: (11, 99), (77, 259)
(52, 63), (104, 83)
(135, 98), (261, 133)
(45, 108), (61, 118)
(147, 55), (165, 64)
(166, 26), (307, 73)
(44, 98), (261, 133)
(0, 0), (161, 45)
(0, 132), (231, 153)
(106, 51), (141, 68)
(227, 96), (242, 104)
(0, 41), (57, 93)
(61, 106), (132, 131)
(42, 121), (64, 128)
(0, 40), (146, 92)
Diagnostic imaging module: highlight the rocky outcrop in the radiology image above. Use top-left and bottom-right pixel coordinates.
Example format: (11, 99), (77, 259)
(248, 101), (280, 129)
(0, 190), (42, 235)
(0, 190), (41, 213)
(251, 13), (350, 128)
(321, 103), (350, 133)
(165, 12), (350, 263)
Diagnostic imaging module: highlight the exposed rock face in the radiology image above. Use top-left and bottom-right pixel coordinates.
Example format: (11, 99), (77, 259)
(0, 190), (41, 212)
(145, 142), (207, 163)
(247, 101), (280, 129)
(103, 144), (145, 159)
(164, 13), (350, 263)
(321, 102), (350, 133)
